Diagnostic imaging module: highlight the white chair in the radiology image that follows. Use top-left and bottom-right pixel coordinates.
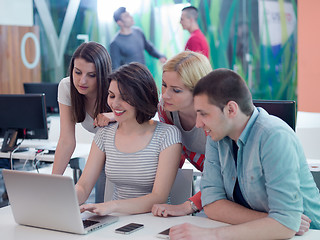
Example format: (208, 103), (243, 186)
(169, 168), (193, 205)
(103, 178), (115, 202)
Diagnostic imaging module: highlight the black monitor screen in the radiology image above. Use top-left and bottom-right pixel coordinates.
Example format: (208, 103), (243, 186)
(253, 100), (296, 131)
(0, 94), (48, 140)
(24, 82), (59, 114)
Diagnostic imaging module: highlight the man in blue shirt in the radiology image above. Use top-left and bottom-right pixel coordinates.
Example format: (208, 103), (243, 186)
(110, 7), (166, 70)
(169, 68), (320, 239)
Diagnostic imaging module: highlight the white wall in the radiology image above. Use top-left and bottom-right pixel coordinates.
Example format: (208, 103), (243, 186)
(47, 116), (94, 144)
(0, 0), (33, 26)
(296, 111), (320, 160)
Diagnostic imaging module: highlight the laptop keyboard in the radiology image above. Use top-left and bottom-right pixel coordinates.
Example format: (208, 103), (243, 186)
(83, 219), (99, 228)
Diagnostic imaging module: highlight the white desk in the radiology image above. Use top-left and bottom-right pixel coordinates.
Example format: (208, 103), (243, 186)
(0, 206), (319, 240)
(0, 114), (92, 165)
(0, 142), (91, 163)
(0, 141), (91, 182)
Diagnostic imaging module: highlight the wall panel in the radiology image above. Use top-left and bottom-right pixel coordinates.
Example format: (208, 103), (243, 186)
(297, 0), (320, 112)
(0, 25), (41, 94)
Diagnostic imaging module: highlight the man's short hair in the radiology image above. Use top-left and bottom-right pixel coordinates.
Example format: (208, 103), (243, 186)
(193, 68), (254, 116)
(182, 6), (198, 20)
(113, 7), (126, 22)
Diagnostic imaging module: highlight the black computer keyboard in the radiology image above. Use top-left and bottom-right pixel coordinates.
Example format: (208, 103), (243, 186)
(82, 219), (99, 228)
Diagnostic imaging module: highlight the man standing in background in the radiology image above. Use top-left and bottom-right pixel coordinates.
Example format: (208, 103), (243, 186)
(110, 7), (167, 70)
(180, 6), (209, 58)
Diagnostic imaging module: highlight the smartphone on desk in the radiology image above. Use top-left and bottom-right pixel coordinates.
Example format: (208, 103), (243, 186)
(115, 223), (144, 234)
(156, 228), (170, 239)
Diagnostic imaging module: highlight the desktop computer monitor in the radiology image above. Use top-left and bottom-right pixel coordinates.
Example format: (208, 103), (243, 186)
(253, 100), (296, 131)
(23, 82), (59, 114)
(0, 94), (48, 152)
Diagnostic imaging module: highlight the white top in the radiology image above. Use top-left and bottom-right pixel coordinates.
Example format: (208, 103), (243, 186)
(58, 77), (97, 134)
(94, 121), (182, 200)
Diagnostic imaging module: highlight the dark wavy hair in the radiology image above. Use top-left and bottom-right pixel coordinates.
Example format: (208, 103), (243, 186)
(69, 41), (112, 122)
(107, 62), (159, 124)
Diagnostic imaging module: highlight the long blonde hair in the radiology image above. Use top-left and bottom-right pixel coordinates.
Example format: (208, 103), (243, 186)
(163, 51), (212, 91)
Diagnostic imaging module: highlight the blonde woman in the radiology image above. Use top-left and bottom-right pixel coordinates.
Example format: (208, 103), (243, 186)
(152, 51), (212, 216)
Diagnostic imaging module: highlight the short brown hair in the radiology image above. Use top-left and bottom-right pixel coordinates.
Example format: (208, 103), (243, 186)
(113, 7), (126, 22)
(182, 6), (198, 20)
(193, 68), (254, 116)
(108, 62), (158, 124)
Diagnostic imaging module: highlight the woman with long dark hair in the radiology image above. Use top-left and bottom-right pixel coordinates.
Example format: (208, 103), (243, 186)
(52, 42), (112, 176)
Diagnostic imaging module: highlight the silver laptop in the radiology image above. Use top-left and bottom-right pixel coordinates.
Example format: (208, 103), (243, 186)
(2, 169), (118, 234)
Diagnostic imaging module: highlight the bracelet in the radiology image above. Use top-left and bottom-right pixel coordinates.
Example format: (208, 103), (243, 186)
(188, 199), (199, 213)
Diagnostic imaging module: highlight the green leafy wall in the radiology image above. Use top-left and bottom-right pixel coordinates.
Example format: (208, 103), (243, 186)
(34, 0), (297, 101)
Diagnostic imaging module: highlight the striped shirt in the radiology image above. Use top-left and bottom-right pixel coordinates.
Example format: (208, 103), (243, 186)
(94, 121), (181, 200)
